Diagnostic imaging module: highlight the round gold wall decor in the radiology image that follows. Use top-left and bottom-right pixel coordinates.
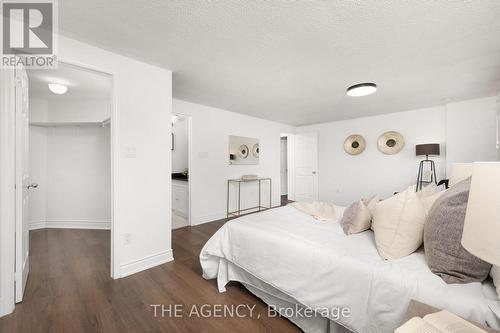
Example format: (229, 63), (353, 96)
(252, 143), (259, 158)
(377, 131), (405, 155)
(344, 134), (366, 155)
(238, 144), (249, 159)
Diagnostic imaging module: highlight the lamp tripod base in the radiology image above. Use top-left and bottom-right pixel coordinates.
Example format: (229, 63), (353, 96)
(416, 156), (437, 191)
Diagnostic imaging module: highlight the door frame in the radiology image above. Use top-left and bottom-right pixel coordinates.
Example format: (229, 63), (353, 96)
(0, 68), (17, 317)
(172, 112), (192, 226)
(56, 59), (119, 278)
(280, 133), (295, 201)
(15, 65), (30, 303)
(0, 58), (119, 317)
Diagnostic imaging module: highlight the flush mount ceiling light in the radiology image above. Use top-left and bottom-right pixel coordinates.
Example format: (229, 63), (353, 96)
(48, 83), (68, 95)
(346, 83), (377, 97)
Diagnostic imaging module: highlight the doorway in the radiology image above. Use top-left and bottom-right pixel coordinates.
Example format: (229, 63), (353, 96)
(171, 113), (191, 229)
(16, 62), (113, 302)
(280, 136), (289, 206)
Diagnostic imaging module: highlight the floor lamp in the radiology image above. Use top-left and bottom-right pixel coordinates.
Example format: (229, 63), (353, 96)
(415, 143), (440, 191)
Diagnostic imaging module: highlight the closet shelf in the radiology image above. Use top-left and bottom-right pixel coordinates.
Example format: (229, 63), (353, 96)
(29, 118), (110, 128)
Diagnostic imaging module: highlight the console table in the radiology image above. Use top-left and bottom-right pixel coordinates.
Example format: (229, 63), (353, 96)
(227, 178), (272, 218)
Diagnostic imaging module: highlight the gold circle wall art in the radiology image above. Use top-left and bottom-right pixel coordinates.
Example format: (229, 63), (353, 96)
(238, 144), (249, 159)
(344, 134), (366, 155)
(377, 131), (405, 155)
(252, 143), (259, 158)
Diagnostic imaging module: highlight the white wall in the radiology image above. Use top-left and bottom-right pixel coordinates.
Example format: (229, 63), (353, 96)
(47, 99), (110, 122)
(173, 99), (294, 225)
(58, 36), (173, 277)
(172, 117), (189, 173)
(297, 106), (447, 205)
(446, 96), (499, 173)
(29, 98), (49, 122)
(28, 126), (111, 230)
(30, 98), (109, 123)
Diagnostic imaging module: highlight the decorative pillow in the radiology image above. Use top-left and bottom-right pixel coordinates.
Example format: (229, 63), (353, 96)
(491, 266), (500, 299)
(372, 186), (427, 260)
(424, 178), (492, 284)
(289, 201), (336, 221)
(419, 189), (446, 215)
(340, 200), (372, 235)
(362, 195), (379, 215)
(418, 184), (439, 197)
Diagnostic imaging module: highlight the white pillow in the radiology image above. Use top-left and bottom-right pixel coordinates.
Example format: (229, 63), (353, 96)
(289, 201), (336, 221)
(372, 186), (427, 260)
(491, 265), (500, 299)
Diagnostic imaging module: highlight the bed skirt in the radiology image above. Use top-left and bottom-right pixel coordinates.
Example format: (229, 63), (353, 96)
(215, 258), (354, 333)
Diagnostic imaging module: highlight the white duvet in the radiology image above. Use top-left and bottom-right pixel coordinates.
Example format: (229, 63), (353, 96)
(200, 206), (500, 333)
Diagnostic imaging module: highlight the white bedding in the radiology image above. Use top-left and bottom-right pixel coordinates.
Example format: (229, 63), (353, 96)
(200, 206), (500, 333)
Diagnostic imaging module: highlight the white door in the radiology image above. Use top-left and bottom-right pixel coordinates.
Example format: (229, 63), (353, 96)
(15, 66), (30, 303)
(294, 132), (318, 202)
(280, 138), (288, 195)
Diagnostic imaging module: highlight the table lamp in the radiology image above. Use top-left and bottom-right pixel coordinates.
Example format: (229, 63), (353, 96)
(462, 162), (500, 267)
(415, 143), (440, 191)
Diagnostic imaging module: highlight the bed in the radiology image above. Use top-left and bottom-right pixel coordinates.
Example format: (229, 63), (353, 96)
(200, 205), (500, 333)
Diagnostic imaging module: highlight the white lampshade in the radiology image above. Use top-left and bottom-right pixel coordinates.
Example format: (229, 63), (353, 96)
(449, 163), (473, 187)
(461, 162), (500, 266)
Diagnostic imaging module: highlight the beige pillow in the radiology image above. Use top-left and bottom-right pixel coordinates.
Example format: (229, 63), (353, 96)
(491, 266), (500, 299)
(419, 189), (446, 214)
(372, 186), (427, 260)
(289, 201), (336, 221)
(340, 200), (372, 235)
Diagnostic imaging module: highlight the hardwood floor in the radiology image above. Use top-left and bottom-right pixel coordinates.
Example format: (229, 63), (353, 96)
(0, 222), (301, 333)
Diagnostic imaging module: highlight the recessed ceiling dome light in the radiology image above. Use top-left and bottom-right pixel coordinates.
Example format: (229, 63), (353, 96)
(346, 83), (377, 97)
(48, 83), (68, 95)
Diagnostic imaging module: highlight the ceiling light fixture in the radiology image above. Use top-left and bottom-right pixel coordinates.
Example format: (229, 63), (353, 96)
(346, 83), (377, 97)
(48, 83), (68, 95)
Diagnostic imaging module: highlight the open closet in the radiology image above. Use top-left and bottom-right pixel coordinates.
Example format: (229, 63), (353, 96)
(27, 63), (112, 241)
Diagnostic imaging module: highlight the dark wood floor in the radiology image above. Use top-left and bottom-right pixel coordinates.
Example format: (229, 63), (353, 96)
(0, 221), (301, 332)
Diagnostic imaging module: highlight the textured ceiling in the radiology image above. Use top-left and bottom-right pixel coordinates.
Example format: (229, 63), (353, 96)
(59, 1), (500, 125)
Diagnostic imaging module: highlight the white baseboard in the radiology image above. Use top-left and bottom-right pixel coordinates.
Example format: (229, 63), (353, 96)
(29, 220), (111, 230)
(120, 249), (174, 278)
(29, 220), (46, 230)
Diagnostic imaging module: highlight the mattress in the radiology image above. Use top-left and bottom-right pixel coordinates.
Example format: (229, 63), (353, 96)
(200, 206), (500, 333)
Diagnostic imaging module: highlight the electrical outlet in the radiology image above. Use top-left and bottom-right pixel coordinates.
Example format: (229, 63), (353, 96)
(123, 233), (132, 245)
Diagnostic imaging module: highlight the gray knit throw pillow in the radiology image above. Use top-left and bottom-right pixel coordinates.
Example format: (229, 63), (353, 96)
(424, 178), (492, 284)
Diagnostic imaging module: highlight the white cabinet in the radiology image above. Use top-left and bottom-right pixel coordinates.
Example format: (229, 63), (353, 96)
(172, 180), (188, 218)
